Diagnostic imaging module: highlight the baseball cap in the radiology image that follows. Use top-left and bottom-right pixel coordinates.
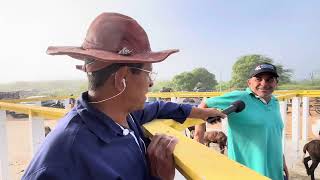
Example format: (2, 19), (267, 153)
(249, 63), (279, 78)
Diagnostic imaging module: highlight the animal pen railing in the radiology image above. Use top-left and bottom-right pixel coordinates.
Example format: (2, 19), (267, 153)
(1, 90), (320, 180)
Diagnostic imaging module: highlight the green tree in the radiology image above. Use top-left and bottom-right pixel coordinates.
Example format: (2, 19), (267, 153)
(191, 68), (218, 90)
(231, 54), (293, 88)
(276, 64), (293, 85)
(150, 80), (175, 92)
(172, 68), (217, 91)
(172, 72), (196, 91)
(217, 81), (232, 91)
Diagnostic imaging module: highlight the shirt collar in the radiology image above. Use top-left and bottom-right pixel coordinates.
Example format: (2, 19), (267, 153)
(75, 91), (124, 143)
(245, 87), (276, 104)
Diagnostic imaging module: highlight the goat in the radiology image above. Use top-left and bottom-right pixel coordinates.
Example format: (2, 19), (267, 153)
(303, 139), (320, 180)
(190, 129), (227, 154)
(45, 126), (51, 137)
(203, 131), (227, 154)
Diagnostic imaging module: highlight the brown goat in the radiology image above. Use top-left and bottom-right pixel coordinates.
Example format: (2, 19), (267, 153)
(190, 130), (227, 154)
(204, 131), (227, 154)
(303, 139), (320, 180)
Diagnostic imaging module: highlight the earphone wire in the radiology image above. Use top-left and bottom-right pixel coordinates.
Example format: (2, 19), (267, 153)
(88, 85), (126, 104)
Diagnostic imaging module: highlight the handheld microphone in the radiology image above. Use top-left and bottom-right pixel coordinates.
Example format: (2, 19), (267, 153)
(207, 100), (245, 124)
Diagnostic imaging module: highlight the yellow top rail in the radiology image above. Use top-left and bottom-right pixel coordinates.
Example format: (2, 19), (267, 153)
(146, 92), (225, 98)
(144, 120), (269, 180)
(0, 102), (269, 179)
(1, 90), (320, 103)
(0, 100), (271, 179)
(0, 102), (67, 119)
(1, 90), (319, 179)
(0, 96), (74, 103)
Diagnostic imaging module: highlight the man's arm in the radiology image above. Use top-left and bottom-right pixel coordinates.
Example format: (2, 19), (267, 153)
(188, 102), (224, 120)
(134, 101), (225, 125)
(194, 102), (208, 144)
(193, 92), (242, 144)
(22, 166), (70, 180)
(137, 101), (225, 180)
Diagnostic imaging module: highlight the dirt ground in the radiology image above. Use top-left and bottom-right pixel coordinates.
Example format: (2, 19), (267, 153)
(5, 116), (58, 180)
(4, 109), (320, 180)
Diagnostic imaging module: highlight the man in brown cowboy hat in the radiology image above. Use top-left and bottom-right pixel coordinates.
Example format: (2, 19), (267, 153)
(22, 13), (225, 180)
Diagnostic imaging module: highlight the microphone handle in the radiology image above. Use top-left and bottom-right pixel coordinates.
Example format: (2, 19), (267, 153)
(207, 116), (222, 124)
(221, 105), (237, 114)
(206, 105), (237, 124)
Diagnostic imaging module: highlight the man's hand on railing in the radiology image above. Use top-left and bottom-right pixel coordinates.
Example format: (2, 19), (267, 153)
(147, 134), (178, 180)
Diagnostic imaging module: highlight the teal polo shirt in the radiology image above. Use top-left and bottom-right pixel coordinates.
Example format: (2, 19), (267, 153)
(206, 88), (284, 180)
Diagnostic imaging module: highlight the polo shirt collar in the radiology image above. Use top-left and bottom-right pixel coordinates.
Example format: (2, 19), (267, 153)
(245, 88), (276, 103)
(75, 91), (124, 143)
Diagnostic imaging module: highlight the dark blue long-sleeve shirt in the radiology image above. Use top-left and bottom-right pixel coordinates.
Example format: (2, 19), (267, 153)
(22, 92), (192, 180)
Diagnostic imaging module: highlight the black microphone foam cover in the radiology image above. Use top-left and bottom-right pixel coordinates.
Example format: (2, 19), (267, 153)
(231, 100), (245, 113)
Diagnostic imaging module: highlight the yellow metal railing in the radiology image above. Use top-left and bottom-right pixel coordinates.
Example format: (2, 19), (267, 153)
(1, 90), (320, 179)
(276, 93), (298, 101)
(1, 90), (320, 103)
(0, 99), (270, 179)
(0, 102), (67, 119)
(146, 92), (225, 98)
(144, 120), (269, 180)
(0, 96), (73, 103)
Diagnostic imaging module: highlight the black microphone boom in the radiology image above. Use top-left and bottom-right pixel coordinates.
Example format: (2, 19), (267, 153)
(207, 100), (245, 124)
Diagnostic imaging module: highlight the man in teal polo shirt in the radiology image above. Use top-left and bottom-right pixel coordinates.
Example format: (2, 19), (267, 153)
(194, 63), (289, 180)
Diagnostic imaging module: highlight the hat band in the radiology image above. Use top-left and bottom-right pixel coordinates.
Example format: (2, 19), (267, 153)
(76, 61), (111, 72)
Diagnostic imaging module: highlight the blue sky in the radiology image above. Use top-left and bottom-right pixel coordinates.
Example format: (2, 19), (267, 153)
(1, 0), (319, 83)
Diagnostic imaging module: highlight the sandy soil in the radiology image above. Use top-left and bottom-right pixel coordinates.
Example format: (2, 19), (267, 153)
(4, 109), (320, 180)
(5, 116), (58, 180)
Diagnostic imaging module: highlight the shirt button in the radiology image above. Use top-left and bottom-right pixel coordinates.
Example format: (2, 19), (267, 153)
(123, 129), (130, 136)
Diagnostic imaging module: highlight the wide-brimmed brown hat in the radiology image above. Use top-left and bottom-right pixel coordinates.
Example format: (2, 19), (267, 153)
(47, 12), (179, 72)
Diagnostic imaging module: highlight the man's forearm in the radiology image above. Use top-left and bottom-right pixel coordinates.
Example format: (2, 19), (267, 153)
(189, 102), (223, 144)
(194, 123), (206, 144)
(188, 106), (225, 120)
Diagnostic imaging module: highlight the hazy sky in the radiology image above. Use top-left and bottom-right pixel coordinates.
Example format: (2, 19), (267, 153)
(1, 0), (320, 83)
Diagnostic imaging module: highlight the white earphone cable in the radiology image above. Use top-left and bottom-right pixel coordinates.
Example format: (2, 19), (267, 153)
(89, 80), (126, 104)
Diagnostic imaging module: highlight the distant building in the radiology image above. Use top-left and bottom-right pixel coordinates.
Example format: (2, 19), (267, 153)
(0, 91), (21, 100)
(0, 90), (38, 100)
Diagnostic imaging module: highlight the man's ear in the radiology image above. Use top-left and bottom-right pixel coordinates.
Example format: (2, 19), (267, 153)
(114, 66), (128, 91)
(247, 79), (251, 87)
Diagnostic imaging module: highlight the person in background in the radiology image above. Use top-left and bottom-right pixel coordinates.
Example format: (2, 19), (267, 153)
(22, 12), (225, 180)
(68, 94), (76, 109)
(194, 63), (289, 180)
